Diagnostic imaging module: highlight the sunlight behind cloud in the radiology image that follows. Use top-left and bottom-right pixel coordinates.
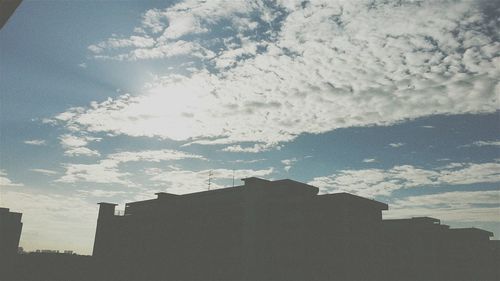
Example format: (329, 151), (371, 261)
(52, 0), (499, 150)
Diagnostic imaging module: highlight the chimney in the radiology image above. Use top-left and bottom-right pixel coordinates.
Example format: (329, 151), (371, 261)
(93, 202), (117, 258)
(97, 202), (117, 219)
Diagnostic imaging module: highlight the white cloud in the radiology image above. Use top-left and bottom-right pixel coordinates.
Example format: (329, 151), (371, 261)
(222, 143), (279, 153)
(77, 189), (129, 198)
(150, 167), (274, 194)
(229, 159), (266, 164)
(24, 139), (46, 146)
(385, 190), (500, 223)
(393, 190), (500, 208)
(0, 170), (24, 187)
(57, 159), (133, 186)
(59, 134), (101, 157)
(460, 140), (500, 148)
(64, 147), (101, 157)
(281, 158), (296, 166)
(78, 62), (87, 68)
(309, 162), (500, 197)
(160, 13), (207, 40)
(95, 40), (214, 61)
(88, 35), (156, 55)
(56, 149), (204, 186)
(59, 0), (498, 148)
(59, 134), (100, 147)
(362, 158), (377, 163)
(281, 158), (297, 172)
(30, 169), (58, 175)
(87, 0), (268, 61)
(438, 162), (500, 185)
(108, 149), (205, 163)
(389, 142), (405, 148)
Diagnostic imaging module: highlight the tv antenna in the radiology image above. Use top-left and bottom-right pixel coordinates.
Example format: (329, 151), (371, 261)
(232, 169), (235, 187)
(208, 170), (213, 190)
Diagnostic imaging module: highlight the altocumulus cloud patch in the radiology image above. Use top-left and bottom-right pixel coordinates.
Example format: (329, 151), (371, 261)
(52, 0), (499, 151)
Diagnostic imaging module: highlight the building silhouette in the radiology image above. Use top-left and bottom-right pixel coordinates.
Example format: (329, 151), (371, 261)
(91, 177), (499, 280)
(0, 0), (22, 30)
(0, 207), (23, 258)
(382, 217), (497, 280)
(1, 178), (498, 280)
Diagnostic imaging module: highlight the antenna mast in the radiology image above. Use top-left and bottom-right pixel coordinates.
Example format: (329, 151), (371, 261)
(208, 170), (213, 190)
(232, 169), (235, 187)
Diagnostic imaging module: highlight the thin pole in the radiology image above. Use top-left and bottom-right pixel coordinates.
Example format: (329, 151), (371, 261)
(208, 170), (213, 190)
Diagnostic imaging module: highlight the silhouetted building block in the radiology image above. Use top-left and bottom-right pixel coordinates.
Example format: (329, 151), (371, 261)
(0, 207), (23, 280)
(0, 207), (23, 258)
(92, 202), (118, 260)
(382, 217), (499, 280)
(90, 178), (500, 280)
(3, 177), (493, 281)
(2, 178), (498, 280)
(444, 227), (496, 279)
(92, 178), (390, 280)
(382, 217), (452, 279)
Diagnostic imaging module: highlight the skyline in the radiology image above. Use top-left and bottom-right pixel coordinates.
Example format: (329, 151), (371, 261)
(0, 0), (499, 255)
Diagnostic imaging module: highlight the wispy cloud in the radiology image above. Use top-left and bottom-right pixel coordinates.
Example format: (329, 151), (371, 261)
(30, 169), (58, 175)
(309, 162), (500, 197)
(59, 134), (101, 157)
(77, 189), (129, 198)
(222, 143), (280, 153)
(108, 149), (206, 163)
(281, 158), (297, 172)
(385, 190), (500, 223)
(460, 140), (500, 148)
(24, 139), (46, 146)
(229, 159), (266, 164)
(389, 142), (405, 148)
(57, 160), (133, 186)
(56, 149), (205, 186)
(0, 170), (24, 187)
(86, 1), (269, 61)
(64, 147), (101, 157)
(149, 167), (274, 194)
(362, 158), (377, 163)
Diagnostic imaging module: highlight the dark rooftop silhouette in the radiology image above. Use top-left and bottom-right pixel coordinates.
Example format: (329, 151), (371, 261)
(1, 178), (499, 280)
(0, 0), (22, 30)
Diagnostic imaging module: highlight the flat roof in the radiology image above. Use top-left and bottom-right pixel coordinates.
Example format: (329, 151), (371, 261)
(450, 227), (494, 237)
(320, 192), (388, 210)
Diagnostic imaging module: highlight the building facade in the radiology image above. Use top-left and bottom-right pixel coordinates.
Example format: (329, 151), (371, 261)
(0, 207), (23, 258)
(92, 177), (498, 280)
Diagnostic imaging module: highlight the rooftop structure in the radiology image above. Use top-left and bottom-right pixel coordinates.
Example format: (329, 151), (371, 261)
(90, 178), (498, 280)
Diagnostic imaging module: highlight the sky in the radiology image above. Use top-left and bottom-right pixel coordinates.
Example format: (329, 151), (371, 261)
(0, 0), (499, 255)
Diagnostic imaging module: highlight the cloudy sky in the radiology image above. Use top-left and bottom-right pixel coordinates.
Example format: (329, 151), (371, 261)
(1, 0), (499, 255)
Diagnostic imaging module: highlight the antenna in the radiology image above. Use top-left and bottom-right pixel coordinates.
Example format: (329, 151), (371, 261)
(208, 170), (213, 190)
(232, 169), (235, 187)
